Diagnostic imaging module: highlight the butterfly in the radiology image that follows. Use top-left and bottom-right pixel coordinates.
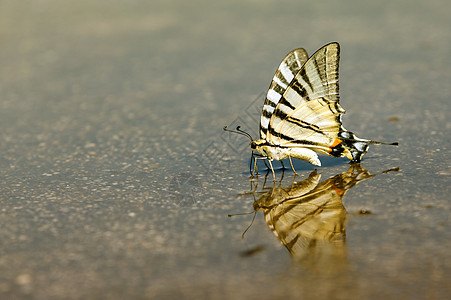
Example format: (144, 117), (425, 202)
(224, 42), (398, 179)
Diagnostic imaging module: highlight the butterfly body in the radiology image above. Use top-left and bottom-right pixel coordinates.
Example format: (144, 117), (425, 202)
(246, 42), (397, 179)
(251, 139), (321, 166)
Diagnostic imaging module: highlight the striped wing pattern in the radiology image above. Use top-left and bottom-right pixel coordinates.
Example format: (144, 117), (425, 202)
(260, 48), (309, 140)
(266, 43), (344, 153)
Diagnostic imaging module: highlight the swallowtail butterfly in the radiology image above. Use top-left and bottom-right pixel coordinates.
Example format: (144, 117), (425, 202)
(225, 42), (398, 179)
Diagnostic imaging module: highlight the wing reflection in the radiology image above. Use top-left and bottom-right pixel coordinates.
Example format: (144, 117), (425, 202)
(252, 164), (398, 266)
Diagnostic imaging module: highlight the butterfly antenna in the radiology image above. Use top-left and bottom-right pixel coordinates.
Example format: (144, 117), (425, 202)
(223, 126), (253, 141)
(236, 126), (254, 141)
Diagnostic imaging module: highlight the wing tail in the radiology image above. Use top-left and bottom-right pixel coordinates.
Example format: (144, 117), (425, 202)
(334, 129), (398, 162)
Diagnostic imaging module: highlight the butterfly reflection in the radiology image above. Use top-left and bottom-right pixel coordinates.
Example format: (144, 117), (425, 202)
(250, 164), (398, 268)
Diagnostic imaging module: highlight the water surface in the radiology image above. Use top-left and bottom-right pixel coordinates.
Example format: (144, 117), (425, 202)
(0, 0), (449, 299)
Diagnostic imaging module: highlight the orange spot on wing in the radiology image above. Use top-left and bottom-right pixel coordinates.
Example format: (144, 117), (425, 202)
(331, 138), (342, 147)
(327, 138), (343, 153)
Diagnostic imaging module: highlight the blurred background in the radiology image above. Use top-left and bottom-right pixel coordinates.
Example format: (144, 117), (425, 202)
(0, 0), (449, 299)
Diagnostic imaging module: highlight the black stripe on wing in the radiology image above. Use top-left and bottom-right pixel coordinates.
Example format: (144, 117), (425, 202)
(267, 126), (323, 147)
(290, 78), (310, 101)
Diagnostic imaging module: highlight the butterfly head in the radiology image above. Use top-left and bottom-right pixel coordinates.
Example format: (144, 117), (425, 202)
(250, 139), (276, 159)
(250, 140), (262, 151)
(250, 139), (268, 152)
(222, 126), (272, 158)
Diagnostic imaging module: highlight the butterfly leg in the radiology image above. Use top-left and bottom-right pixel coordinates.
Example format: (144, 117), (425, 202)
(288, 156), (298, 175)
(267, 159), (276, 181)
(280, 160), (285, 169)
(249, 152), (255, 176)
(251, 157), (258, 178)
(252, 156), (266, 178)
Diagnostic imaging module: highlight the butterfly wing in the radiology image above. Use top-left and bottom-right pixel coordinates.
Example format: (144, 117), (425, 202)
(260, 48), (309, 140)
(266, 42), (380, 162)
(266, 42), (344, 153)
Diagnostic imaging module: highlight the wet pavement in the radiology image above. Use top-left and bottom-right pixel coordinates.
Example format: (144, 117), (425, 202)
(0, 0), (450, 299)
